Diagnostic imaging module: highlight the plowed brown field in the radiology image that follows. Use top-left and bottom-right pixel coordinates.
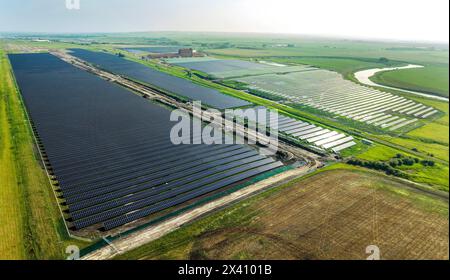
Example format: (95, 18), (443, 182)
(116, 168), (449, 260)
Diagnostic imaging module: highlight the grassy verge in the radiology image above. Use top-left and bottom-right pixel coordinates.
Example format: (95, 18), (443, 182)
(0, 50), (27, 260)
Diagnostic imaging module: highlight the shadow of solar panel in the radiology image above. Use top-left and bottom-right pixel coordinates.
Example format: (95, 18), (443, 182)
(9, 53), (283, 231)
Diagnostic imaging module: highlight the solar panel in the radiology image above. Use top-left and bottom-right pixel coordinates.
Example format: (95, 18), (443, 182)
(322, 136), (354, 149)
(70, 155), (270, 219)
(65, 149), (259, 205)
(73, 157), (277, 228)
(103, 162), (283, 230)
(69, 49), (251, 109)
(9, 53), (284, 231)
(332, 141), (357, 152)
(314, 134), (346, 146)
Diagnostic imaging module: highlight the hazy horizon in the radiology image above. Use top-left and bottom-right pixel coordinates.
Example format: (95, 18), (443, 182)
(1, 0), (449, 43)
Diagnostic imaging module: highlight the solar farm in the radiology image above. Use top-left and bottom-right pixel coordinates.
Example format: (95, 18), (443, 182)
(235, 70), (438, 131)
(9, 53), (284, 232)
(168, 58), (438, 132)
(167, 57), (314, 79)
(69, 49), (251, 109)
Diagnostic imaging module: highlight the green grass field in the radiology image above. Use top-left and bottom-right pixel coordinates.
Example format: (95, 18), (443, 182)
(0, 47), (90, 260)
(357, 145), (449, 191)
(408, 122), (449, 144)
(371, 64), (449, 98)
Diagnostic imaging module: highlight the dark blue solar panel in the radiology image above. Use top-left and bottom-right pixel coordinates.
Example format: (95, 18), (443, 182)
(69, 49), (251, 109)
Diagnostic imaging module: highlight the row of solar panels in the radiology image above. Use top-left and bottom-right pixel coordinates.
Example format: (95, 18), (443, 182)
(242, 106), (356, 152)
(236, 70), (437, 131)
(9, 53), (284, 231)
(255, 85), (426, 131)
(68, 49), (251, 110)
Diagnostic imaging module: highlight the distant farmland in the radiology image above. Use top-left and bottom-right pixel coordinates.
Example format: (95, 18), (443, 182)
(9, 53), (283, 233)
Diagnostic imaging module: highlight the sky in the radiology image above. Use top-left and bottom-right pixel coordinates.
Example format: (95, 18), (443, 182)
(0, 0), (448, 42)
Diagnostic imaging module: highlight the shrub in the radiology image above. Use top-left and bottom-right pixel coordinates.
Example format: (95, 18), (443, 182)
(346, 158), (409, 179)
(421, 160), (436, 167)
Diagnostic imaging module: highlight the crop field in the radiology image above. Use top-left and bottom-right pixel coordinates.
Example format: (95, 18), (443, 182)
(166, 57), (312, 79)
(9, 53), (283, 232)
(115, 167), (449, 260)
(409, 121), (449, 146)
(236, 69), (437, 131)
(68, 49), (251, 109)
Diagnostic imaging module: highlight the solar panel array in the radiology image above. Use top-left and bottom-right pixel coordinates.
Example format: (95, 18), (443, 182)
(120, 46), (186, 54)
(234, 106), (356, 152)
(68, 49), (251, 110)
(166, 57), (313, 79)
(236, 70), (437, 131)
(9, 53), (283, 231)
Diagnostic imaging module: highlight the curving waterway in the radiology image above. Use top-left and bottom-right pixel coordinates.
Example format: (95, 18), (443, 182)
(354, 64), (449, 102)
